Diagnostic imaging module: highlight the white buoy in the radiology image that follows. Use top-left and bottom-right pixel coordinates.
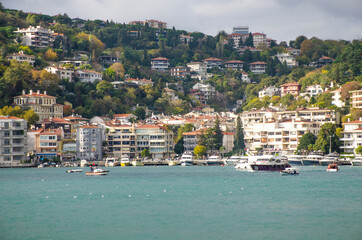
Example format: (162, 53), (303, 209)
(229, 191), (232, 194)
(101, 195), (104, 198)
(163, 189), (167, 193)
(73, 196), (78, 199)
(45, 196), (49, 199)
(89, 192), (92, 195)
(128, 195), (132, 198)
(146, 194), (149, 197)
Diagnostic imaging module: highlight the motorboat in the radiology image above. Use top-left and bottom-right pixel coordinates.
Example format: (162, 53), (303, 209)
(350, 156), (362, 166)
(225, 156), (248, 166)
(105, 157), (117, 167)
(320, 152), (339, 166)
(234, 157), (253, 171)
(80, 159), (88, 167)
(249, 155), (290, 171)
(120, 157), (130, 167)
(302, 154), (324, 166)
(326, 163), (339, 172)
(286, 155), (304, 165)
(131, 159), (144, 166)
(86, 168), (108, 176)
(180, 153), (193, 166)
(206, 155), (223, 166)
(66, 169), (83, 173)
(280, 167), (299, 175)
(168, 160), (177, 166)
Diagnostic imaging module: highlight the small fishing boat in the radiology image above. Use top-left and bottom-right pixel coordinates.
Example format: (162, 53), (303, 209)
(131, 159), (144, 166)
(86, 168), (108, 176)
(326, 163), (339, 172)
(280, 167), (299, 175)
(66, 169), (83, 173)
(327, 164), (339, 172)
(168, 160), (177, 166)
(120, 157), (130, 167)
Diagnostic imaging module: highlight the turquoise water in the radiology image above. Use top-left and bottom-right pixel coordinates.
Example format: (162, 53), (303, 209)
(0, 166), (361, 240)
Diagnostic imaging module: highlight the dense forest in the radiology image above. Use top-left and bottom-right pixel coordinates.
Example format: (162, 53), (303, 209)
(0, 3), (361, 120)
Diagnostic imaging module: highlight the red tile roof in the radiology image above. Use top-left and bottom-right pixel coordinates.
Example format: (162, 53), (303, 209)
(250, 61), (266, 65)
(151, 57), (170, 61)
(0, 116), (22, 120)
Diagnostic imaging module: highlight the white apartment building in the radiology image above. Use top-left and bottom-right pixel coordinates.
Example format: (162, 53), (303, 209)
(243, 119), (320, 153)
(76, 125), (103, 161)
(35, 128), (63, 159)
(45, 66), (74, 81)
(15, 26), (56, 49)
(225, 60), (244, 71)
(193, 83), (216, 100)
(0, 116), (28, 166)
(106, 124), (137, 159)
(170, 66), (190, 78)
(275, 53), (298, 68)
(350, 89), (362, 109)
(75, 69), (102, 83)
(203, 58), (222, 69)
(259, 86), (280, 99)
(180, 34), (193, 44)
(241, 72), (251, 83)
(14, 90), (63, 122)
(151, 57), (170, 71)
(232, 26), (249, 35)
(187, 62), (207, 75)
(252, 33), (267, 48)
(331, 88), (345, 108)
(6, 51), (35, 66)
(340, 119), (362, 154)
(304, 84), (324, 97)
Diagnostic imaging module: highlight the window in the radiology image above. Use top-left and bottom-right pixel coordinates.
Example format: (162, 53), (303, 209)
(3, 147), (11, 154)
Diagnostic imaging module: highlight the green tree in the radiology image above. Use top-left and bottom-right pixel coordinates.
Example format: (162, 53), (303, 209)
(174, 137), (184, 155)
(233, 116), (245, 153)
(355, 146), (362, 155)
(297, 132), (317, 152)
(141, 148), (150, 158)
(194, 145), (207, 159)
(135, 107), (146, 120)
(314, 123), (340, 154)
(212, 115), (223, 151)
(96, 80), (113, 95)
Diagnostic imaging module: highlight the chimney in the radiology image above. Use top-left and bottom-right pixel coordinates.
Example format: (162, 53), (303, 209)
(22, 90), (25, 95)
(29, 90), (33, 95)
(359, 117), (362, 122)
(37, 90), (40, 94)
(44, 91), (47, 95)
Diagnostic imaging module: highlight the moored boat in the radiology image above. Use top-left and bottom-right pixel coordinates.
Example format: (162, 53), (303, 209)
(234, 157), (252, 171)
(280, 167), (299, 175)
(168, 160), (177, 166)
(286, 155), (304, 165)
(320, 152), (340, 166)
(225, 156), (248, 166)
(206, 155), (223, 166)
(120, 157), (130, 167)
(350, 156), (362, 166)
(131, 159), (144, 166)
(302, 154), (324, 166)
(249, 155), (290, 171)
(180, 153), (193, 166)
(326, 163), (339, 172)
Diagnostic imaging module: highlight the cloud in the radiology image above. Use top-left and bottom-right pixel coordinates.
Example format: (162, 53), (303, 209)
(2, 0), (362, 42)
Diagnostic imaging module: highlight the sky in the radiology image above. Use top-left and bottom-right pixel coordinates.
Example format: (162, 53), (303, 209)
(3, 0), (362, 43)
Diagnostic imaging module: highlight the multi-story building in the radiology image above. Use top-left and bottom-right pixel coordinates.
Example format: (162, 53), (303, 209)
(75, 69), (102, 83)
(59, 59), (89, 67)
(193, 83), (216, 100)
(170, 66), (190, 78)
(280, 82), (301, 96)
(287, 48), (301, 56)
(14, 90), (63, 122)
(0, 116), (28, 166)
(228, 33), (248, 49)
(6, 51), (35, 66)
(243, 118), (321, 153)
(303, 84), (324, 97)
(15, 26), (56, 49)
(45, 66), (74, 81)
(252, 33), (267, 48)
(76, 125), (103, 161)
(151, 57), (170, 71)
(232, 26), (249, 35)
(350, 89), (362, 109)
(129, 19), (167, 29)
(259, 86), (280, 99)
(310, 56), (334, 68)
(340, 119), (362, 154)
(187, 62), (207, 81)
(106, 124), (137, 159)
(275, 53), (298, 68)
(225, 60), (244, 71)
(35, 117), (73, 139)
(331, 88), (345, 108)
(203, 58), (222, 69)
(35, 129), (63, 160)
(135, 124), (174, 159)
(241, 72), (251, 83)
(249, 61), (266, 74)
(113, 114), (137, 123)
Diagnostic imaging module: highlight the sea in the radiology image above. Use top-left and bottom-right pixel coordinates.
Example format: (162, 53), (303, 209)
(0, 165), (361, 240)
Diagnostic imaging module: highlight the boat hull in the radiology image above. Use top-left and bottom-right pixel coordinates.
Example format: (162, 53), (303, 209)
(301, 160), (320, 166)
(250, 163), (290, 171)
(86, 172), (107, 176)
(181, 162), (193, 166)
(168, 161), (177, 166)
(350, 160), (362, 166)
(131, 161), (144, 166)
(121, 162), (130, 167)
(326, 169), (338, 172)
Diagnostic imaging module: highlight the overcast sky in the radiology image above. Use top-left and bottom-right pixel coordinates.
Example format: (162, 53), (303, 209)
(3, 0), (362, 43)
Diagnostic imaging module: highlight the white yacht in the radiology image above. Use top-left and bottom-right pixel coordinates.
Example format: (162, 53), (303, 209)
(180, 153), (193, 166)
(206, 155), (223, 166)
(225, 156), (248, 166)
(234, 157), (253, 171)
(350, 156), (362, 166)
(105, 157), (116, 167)
(286, 155), (304, 165)
(302, 154), (324, 165)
